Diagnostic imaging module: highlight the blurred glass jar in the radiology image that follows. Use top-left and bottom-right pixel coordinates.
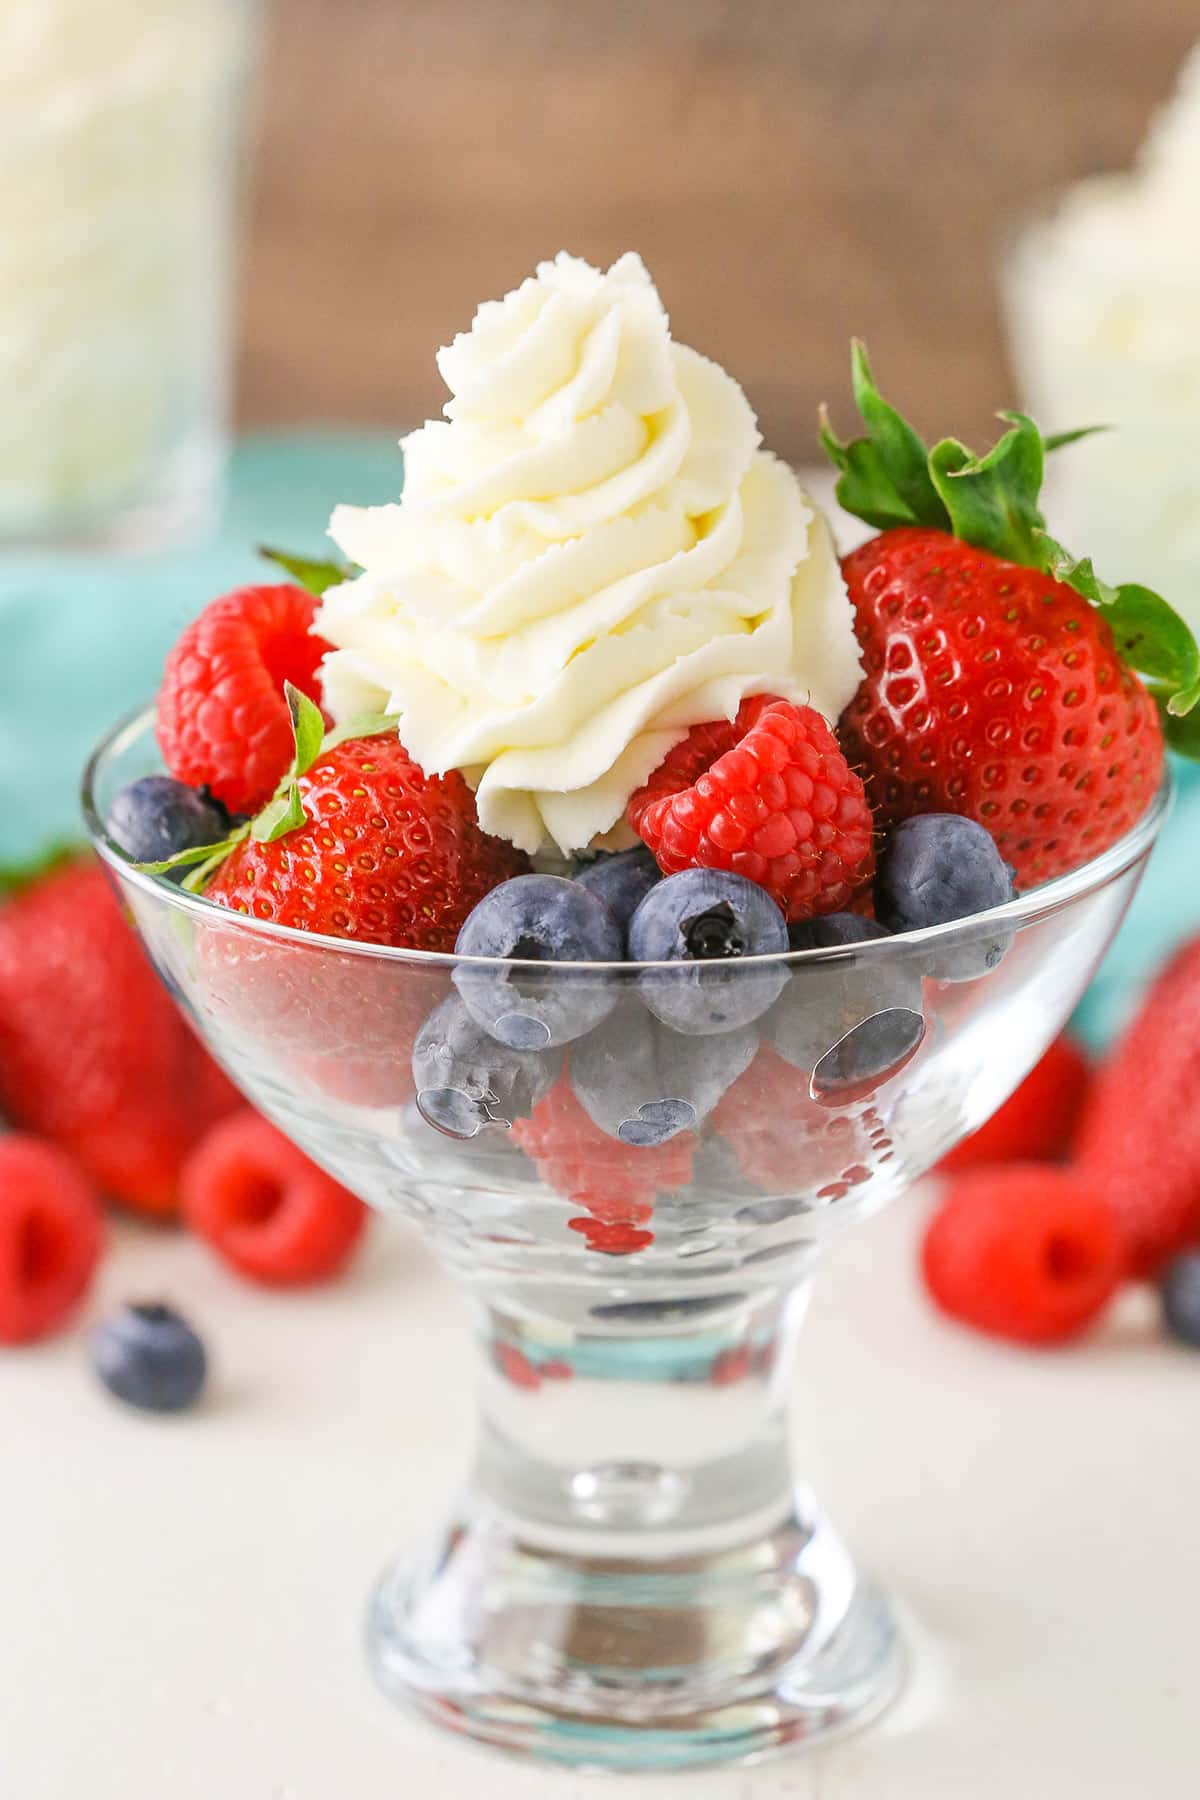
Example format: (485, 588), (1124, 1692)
(1002, 44), (1200, 634)
(0, 0), (261, 550)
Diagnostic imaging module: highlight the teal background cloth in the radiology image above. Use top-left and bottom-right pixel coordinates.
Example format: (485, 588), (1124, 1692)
(2, 429), (1196, 1051)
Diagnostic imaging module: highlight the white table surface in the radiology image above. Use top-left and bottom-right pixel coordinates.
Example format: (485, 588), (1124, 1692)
(3, 1190), (1196, 1800)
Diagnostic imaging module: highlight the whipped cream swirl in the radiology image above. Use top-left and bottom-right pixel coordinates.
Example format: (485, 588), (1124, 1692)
(317, 252), (862, 854)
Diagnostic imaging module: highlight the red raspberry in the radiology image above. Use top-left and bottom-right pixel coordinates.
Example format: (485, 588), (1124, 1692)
(1076, 937), (1200, 1277)
(922, 1165), (1123, 1345)
(0, 1136), (104, 1345)
(0, 859), (241, 1216)
(938, 1035), (1090, 1176)
(839, 530), (1163, 890)
(627, 696), (875, 921)
(157, 583), (332, 815)
(180, 1109), (367, 1286)
(712, 1044), (884, 1195)
(513, 1071), (692, 1223)
(206, 733), (525, 950)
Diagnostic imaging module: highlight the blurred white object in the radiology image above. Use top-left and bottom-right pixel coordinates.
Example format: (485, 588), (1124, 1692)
(1003, 43), (1200, 631)
(0, 0), (260, 549)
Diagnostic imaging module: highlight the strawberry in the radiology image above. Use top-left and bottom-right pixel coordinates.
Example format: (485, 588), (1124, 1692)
(1075, 936), (1200, 1278)
(937, 1035), (1090, 1176)
(185, 693), (526, 951)
(821, 344), (1199, 888)
(0, 858), (240, 1216)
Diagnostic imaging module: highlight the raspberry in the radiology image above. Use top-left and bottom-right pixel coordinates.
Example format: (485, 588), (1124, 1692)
(628, 696), (875, 921)
(206, 733), (525, 950)
(1075, 938), (1200, 1276)
(0, 858), (240, 1215)
(922, 1165), (1123, 1345)
(157, 583), (332, 815)
(180, 1110), (367, 1286)
(938, 1036), (1090, 1176)
(712, 1044), (884, 1194)
(0, 1136), (104, 1345)
(512, 1071), (692, 1223)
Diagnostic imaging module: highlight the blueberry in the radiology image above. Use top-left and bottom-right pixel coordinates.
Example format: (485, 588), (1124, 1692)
(454, 874), (622, 1049)
(570, 999), (757, 1146)
(628, 869), (789, 1035)
(92, 1303), (208, 1414)
(107, 776), (229, 866)
(788, 913), (889, 951)
(1160, 1253), (1200, 1348)
(769, 914), (925, 1093)
(874, 815), (1017, 982)
(575, 846), (661, 940)
(412, 994), (563, 1139)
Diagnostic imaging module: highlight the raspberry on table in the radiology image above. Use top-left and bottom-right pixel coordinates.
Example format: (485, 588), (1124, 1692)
(921, 1164), (1123, 1346)
(627, 695), (876, 922)
(157, 582), (332, 815)
(0, 1135), (104, 1345)
(180, 1109), (367, 1286)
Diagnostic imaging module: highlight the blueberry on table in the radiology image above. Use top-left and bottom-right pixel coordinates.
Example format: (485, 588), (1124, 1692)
(874, 814), (1017, 982)
(1160, 1253), (1200, 1348)
(412, 994), (564, 1139)
(770, 912), (925, 1093)
(570, 998), (757, 1146)
(91, 1303), (208, 1414)
(107, 776), (230, 866)
(628, 869), (789, 1035)
(454, 874), (622, 1049)
(575, 846), (661, 940)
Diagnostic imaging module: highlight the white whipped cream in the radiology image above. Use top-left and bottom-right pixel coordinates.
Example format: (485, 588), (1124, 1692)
(1004, 43), (1200, 627)
(317, 252), (862, 855)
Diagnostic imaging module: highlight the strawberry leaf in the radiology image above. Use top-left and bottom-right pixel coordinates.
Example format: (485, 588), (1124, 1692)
(819, 343), (950, 532)
(0, 842), (80, 897)
(1155, 688), (1200, 754)
(1038, 535), (1200, 716)
(320, 711), (400, 754)
(928, 413), (1047, 566)
(135, 839), (239, 877)
(285, 683), (325, 778)
(251, 782), (307, 843)
(258, 545), (355, 596)
(1044, 424), (1109, 453)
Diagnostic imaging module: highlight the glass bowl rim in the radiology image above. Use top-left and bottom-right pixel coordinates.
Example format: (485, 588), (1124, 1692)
(82, 705), (1172, 974)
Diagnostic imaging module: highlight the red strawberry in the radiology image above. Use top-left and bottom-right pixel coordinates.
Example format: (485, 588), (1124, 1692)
(821, 344), (1194, 889)
(922, 1164), (1122, 1345)
(180, 1109), (367, 1286)
(0, 1135), (104, 1345)
(157, 582), (331, 815)
(938, 1035), (1090, 1176)
(0, 859), (240, 1216)
(627, 696), (875, 921)
(207, 731), (525, 950)
(1075, 937), (1200, 1277)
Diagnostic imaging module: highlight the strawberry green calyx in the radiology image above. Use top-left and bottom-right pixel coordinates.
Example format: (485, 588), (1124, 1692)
(821, 341), (1200, 731)
(132, 685), (399, 891)
(258, 545), (358, 596)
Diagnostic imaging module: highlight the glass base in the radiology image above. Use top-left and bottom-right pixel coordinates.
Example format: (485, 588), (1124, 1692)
(366, 1494), (904, 1772)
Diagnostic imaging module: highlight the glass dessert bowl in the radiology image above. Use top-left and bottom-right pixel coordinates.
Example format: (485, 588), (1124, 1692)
(83, 708), (1168, 1773)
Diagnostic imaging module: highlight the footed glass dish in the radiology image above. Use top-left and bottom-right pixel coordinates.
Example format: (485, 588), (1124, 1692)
(84, 710), (1167, 1773)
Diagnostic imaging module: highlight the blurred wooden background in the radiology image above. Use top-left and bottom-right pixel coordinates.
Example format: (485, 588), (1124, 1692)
(237, 0), (1198, 461)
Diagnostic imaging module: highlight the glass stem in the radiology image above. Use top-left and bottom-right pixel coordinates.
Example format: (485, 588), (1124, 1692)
(467, 1251), (820, 1554)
